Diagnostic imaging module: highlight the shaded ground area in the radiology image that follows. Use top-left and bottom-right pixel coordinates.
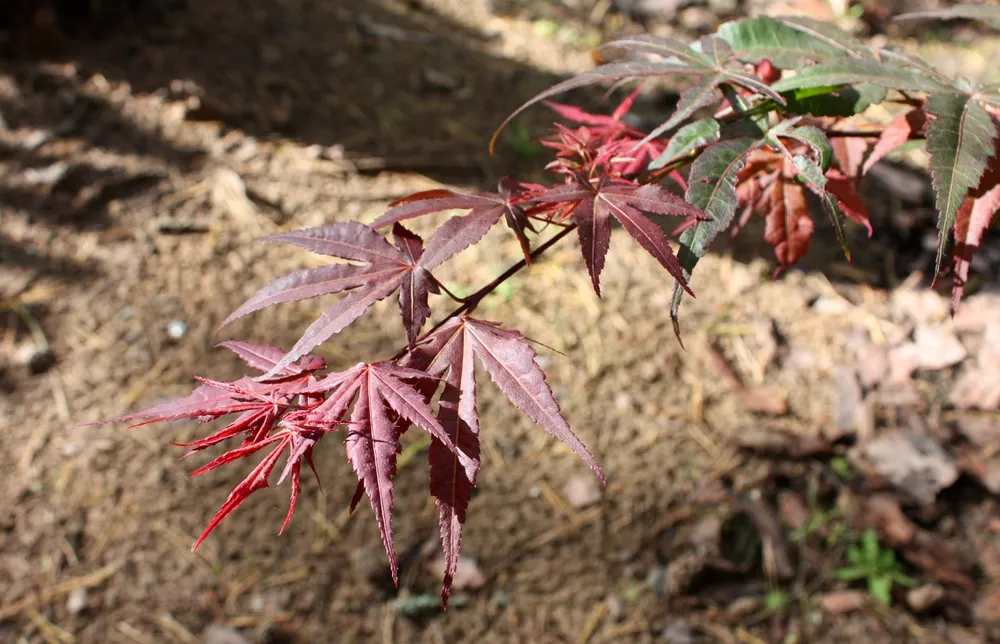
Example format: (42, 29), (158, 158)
(3, 1), (1000, 643)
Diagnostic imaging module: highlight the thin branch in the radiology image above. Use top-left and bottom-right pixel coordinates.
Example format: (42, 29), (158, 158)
(392, 224), (578, 361)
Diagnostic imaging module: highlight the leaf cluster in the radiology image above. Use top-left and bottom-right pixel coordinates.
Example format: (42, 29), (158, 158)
(94, 5), (1000, 608)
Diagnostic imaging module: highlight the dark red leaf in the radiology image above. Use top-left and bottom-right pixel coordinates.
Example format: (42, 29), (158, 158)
(534, 177), (703, 295)
(764, 159), (815, 267)
(825, 168), (873, 236)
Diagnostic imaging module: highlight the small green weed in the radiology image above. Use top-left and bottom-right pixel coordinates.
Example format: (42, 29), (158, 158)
(835, 529), (915, 605)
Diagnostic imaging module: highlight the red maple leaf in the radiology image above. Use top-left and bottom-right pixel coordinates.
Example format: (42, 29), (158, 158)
(532, 175), (704, 295)
(400, 316), (603, 606)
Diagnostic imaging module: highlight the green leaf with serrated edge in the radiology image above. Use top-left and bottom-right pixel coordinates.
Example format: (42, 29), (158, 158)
(771, 59), (953, 95)
(641, 78), (721, 146)
(782, 83), (886, 117)
(781, 125), (834, 172)
(896, 6), (1000, 30)
(670, 137), (760, 338)
(649, 118), (721, 169)
(925, 92), (1000, 274)
(776, 16), (869, 58)
(713, 16), (853, 68)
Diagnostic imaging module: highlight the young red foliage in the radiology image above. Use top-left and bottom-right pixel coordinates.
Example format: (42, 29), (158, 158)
(533, 175), (704, 295)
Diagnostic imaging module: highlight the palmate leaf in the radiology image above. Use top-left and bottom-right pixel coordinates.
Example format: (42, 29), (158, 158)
(533, 176), (705, 296)
(714, 16), (864, 68)
(375, 183), (533, 263)
(301, 362), (457, 585)
(401, 316), (603, 606)
(672, 137), (760, 336)
(924, 92), (1000, 274)
(221, 215), (491, 378)
(896, 6), (1000, 31)
(492, 35), (785, 151)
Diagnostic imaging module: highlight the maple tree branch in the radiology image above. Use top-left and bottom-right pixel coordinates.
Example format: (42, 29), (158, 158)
(392, 224), (578, 361)
(431, 276), (471, 304)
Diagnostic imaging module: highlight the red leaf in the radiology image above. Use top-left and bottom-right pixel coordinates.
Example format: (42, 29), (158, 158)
(331, 362), (456, 585)
(825, 168), (873, 236)
(193, 436), (288, 549)
(533, 177), (703, 295)
(464, 318), (604, 483)
(764, 159), (815, 267)
(862, 108), (927, 175)
(952, 151), (1000, 311)
(217, 341), (326, 376)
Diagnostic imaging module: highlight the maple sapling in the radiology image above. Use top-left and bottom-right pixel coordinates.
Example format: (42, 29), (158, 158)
(97, 8), (1000, 606)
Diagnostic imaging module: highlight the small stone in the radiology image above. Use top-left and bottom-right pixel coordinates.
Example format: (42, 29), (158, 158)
(906, 583), (944, 613)
(726, 596), (762, 617)
(66, 588), (88, 615)
(820, 590), (865, 614)
(678, 7), (716, 32)
(19, 344), (55, 374)
(812, 295), (851, 315)
(707, 0), (740, 15)
(661, 618), (695, 644)
(646, 565), (667, 596)
(564, 474), (602, 509)
(606, 593), (627, 622)
(166, 320), (187, 340)
(201, 625), (250, 644)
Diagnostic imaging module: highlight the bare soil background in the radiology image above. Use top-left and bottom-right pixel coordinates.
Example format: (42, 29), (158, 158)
(4, 1), (1000, 642)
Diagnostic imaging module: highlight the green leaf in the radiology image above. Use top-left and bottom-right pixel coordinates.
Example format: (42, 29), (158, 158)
(924, 92), (1000, 274)
(771, 58), (953, 95)
(713, 16), (856, 68)
(835, 565), (868, 581)
(776, 16), (869, 58)
(671, 137), (759, 337)
(869, 575), (893, 606)
(895, 6), (1000, 30)
(634, 36), (786, 145)
(782, 83), (887, 116)
(862, 529), (880, 562)
(649, 118), (721, 169)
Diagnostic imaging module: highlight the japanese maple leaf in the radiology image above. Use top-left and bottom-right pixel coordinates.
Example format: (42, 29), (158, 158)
(543, 87), (645, 142)
(951, 149), (1000, 311)
(532, 175), (704, 295)
(401, 316), (603, 606)
(97, 341), (325, 452)
(188, 412), (327, 549)
(94, 342), (332, 548)
(862, 107), (927, 175)
(299, 361), (458, 584)
(372, 180), (534, 262)
(542, 88), (664, 177)
(220, 221), (457, 376)
(764, 157), (816, 268)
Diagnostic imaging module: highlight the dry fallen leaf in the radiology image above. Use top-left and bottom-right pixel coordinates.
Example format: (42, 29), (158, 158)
(859, 431), (958, 504)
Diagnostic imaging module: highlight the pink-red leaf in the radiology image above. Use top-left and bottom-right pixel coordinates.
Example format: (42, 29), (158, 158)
(464, 318), (604, 483)
(217, 341), (326, 376)
(862, 108), (927, 175)
(952, 151), (1000, 311)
